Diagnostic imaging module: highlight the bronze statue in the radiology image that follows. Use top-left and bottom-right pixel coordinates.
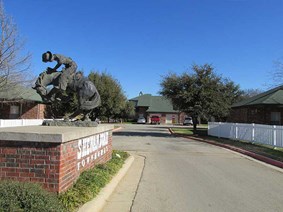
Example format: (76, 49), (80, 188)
(67, 71), (101, 121)
(33, 51), (100, 122)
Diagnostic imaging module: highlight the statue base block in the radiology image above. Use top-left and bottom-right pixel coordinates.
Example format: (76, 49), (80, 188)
(43, 120), (98, 127)
(0, 124), (113, 193)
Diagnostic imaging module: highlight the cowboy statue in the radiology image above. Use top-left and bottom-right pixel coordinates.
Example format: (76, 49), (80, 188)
(33, 51), (77, 102)
(67, 71), (101, 121)
(32, 51), (100, 122)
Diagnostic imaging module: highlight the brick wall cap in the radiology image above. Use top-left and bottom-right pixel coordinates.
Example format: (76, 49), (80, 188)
(0, 124), (114, 143)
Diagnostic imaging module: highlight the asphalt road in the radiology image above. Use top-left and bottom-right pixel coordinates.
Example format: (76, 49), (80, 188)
(103, 124), (283, 212)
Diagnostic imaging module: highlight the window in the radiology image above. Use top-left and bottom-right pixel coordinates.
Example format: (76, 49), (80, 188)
(271, 112), (281, 125)
(9, 105), (20, 119)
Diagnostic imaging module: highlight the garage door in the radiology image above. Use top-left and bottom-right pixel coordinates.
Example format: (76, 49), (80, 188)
(166, 114), (172, 124)
(166, 114), (177, 124)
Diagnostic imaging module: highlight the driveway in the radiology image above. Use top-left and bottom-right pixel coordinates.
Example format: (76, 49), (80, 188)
(103, 124), (283, 212)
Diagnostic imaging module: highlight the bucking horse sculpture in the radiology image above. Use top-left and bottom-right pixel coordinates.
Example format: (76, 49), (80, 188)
(32, 51), (100, 122)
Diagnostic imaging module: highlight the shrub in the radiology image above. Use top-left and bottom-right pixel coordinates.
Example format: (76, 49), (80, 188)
(59, 150), (129, 211)
(0, 181), (66, 212)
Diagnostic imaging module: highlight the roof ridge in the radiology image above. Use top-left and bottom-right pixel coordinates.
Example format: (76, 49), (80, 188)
(233, 85), (283, 107)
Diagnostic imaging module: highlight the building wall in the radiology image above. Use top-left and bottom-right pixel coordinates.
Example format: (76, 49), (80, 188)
(0, 102), (46, 119)
(0, 104), (10, 119)
(21, 103), (46, 119)
(228, 106), (283, 125)
(135, 105), (182, 124)
(147, 112), (180, 124)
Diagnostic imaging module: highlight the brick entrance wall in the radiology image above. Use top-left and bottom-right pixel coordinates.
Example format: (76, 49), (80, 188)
(0, 125), (113, 193)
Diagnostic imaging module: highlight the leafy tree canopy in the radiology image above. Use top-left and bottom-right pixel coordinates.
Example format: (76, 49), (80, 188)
(88, 71), (127, 121)
(120, 101), (136, 121)
(160, 64), (243, 125)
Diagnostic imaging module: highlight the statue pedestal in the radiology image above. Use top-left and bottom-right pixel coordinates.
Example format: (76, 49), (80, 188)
(0, 125), (113, 193)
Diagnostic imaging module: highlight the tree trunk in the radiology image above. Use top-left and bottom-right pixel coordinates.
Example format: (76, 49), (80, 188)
(192, 116), (198, 134)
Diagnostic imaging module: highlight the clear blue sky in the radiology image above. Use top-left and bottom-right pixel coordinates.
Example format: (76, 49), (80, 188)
(4, 0), (283, 98)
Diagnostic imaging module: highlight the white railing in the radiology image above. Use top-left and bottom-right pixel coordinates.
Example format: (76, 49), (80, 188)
(0, 119), (44, 128)
(208, 122), (283, 148)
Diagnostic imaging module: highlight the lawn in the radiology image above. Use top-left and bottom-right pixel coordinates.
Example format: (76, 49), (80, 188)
(171, 127), (208, 136)
(171, 128), (194, 135)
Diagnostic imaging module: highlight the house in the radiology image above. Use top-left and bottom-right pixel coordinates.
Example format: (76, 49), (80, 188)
(228, 85), (283, 125)
(129, 94), (185, 124)
(0, 85), (47, 119)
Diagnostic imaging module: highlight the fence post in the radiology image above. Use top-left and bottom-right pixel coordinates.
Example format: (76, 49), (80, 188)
(252, 123), (255, 142)
(235, 123), (238, 140)
(273, 125), (277, 146)
(208, 122), (210, 135)
(218, 122), (221, 138)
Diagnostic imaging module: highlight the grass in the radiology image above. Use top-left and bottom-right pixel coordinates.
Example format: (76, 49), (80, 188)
(171, 127), (208, 136)
(171, 128), (194, 135)
(170, 127), (283, 163)
(59, 150), (129, 212)
(197, 124), (208, 128)
(211, 137), (283, 162)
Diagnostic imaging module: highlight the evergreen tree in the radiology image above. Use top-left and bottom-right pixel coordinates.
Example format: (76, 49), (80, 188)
(88, 71), (127, 122)
(160, 64), (243, 132)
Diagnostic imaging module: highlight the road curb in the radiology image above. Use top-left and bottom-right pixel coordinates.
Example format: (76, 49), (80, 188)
(169, 128), (283, 169)
(113, 126), (123, 132)
(78, 155), (135, 212)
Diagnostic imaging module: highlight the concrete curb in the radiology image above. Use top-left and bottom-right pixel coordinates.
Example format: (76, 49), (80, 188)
(169, 128), (283, 169)
(78, 155), (135, 212)
(112, 126), (123, 132)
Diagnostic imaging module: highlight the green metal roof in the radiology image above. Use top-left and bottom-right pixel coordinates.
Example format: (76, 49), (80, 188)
(130, 94), (178, 113)
(0, 85), (42, 102)
(134, 94), (152, 107)
(232, 85), (283, 108)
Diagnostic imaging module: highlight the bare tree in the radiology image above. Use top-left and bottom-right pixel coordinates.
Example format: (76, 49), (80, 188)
(239, 88), (262, 101)
(268, 58), (283, 88)
(0, 0), (33, 92)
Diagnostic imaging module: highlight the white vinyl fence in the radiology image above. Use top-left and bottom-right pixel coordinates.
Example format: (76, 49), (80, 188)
(208, 122), (283, 148)
(0, 119), (44, 128)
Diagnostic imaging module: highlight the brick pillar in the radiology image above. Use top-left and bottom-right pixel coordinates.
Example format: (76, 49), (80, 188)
(0, 125), (113, 193)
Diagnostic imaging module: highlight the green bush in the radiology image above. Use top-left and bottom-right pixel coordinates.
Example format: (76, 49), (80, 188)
(0, 181), (65, 212)
(59, 150), (129, 211)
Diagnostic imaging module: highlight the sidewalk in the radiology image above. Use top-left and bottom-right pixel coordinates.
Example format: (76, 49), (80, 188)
(102, 154), (145, 212)
(78, 154), (145, 212)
